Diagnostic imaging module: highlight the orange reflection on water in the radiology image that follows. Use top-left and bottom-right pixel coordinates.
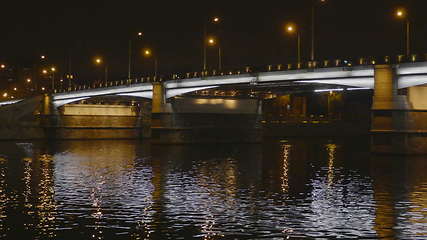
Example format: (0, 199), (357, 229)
(0, 157), (6, 226)
(281, 144), (292, 193)
(326, 144), (337, 186)
(36, 154), (57, 239)
(61, 141), (136, 175)
(22, 157), (33, 209)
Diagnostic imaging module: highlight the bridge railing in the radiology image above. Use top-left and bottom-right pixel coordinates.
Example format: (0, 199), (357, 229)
(263, 54), (427, 72)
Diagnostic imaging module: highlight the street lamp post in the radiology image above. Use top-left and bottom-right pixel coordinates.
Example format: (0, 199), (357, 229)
(42, 67), (56, 92)
(218, 46), (222, 71)
(34, 55), (47, 92)
(143, 48), (158, 80)
(311, 0), (327, 61)
(207, 37), (222, 71)
(128, 32), (143, 82)
(406, 19), (410, 57)
(203, 24), (207, 71)
(51, 67), (56, 90)
(128, 39), (132, 80)
(105, 66), (109, 85)
(298, 33), (301, 64)
(311, 5), (315, 62)
(25, 78), (32, 93)
(395, 8), (411, 57)
(66, 74), (74, 90)
(154, 58), (158, 79)
(286, 23), (301, 64)
(203, 16), (220, 71)
(95, 57), (108, 86)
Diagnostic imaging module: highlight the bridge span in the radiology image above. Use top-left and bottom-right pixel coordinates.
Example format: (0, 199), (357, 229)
(45, 61), (427, 107)
(1, 61), (427, 107)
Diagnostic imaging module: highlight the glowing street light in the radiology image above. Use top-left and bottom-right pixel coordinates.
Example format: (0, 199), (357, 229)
(207, 37), (216, 46)
(396, 8), (406, 18)
(40, 55), (46, 60)
(42, 69), (48, 74)
(286, 24), (296, 33)
(26, 78), (31, 83)
(143, 49), (152, 57)
(0, 64), (5, 69)
(285, 23), (301, 64)
(395, 7), (411, 56)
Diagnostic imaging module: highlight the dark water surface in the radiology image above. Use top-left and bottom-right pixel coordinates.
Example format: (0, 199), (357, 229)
(0, 139), (426, 239)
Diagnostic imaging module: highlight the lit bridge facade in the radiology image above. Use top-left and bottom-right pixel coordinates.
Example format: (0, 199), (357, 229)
(48, 61), (427, 107)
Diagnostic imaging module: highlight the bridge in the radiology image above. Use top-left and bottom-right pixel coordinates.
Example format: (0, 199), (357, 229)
(47, 61), (427, 107)
(1, 60), (427, 154)
(1, 61), (427, 107)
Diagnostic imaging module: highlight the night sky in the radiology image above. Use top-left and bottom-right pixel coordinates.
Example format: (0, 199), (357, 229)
(1, 0), (425, 82)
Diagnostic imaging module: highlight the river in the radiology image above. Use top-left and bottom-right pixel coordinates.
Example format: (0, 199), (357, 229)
(0, 138), (426, 239)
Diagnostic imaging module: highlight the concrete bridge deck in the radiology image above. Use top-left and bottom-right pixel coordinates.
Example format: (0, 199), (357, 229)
(38, 61), (427, 107)
(1, 61), (427, 107)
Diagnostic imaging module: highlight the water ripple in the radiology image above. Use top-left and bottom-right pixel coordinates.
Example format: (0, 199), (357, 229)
(0, 140), (425, 239)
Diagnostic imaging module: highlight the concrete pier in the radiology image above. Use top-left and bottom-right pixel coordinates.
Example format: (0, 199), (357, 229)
(371, 65), (427, 154)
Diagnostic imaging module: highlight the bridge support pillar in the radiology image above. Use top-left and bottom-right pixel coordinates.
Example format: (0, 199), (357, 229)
(152, 82), (166, 113)
(370, 65), (427, 154)
(372, 65), (410, 110)
(151, 82), (172, 129)
(138, 101), (152, 139)
(40, 94), (60, 139)
(150, 82), (175, 142)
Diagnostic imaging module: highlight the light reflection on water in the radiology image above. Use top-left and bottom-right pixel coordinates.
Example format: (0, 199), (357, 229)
(0, 139), (426, 239)
(0, 157), (6, 239)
